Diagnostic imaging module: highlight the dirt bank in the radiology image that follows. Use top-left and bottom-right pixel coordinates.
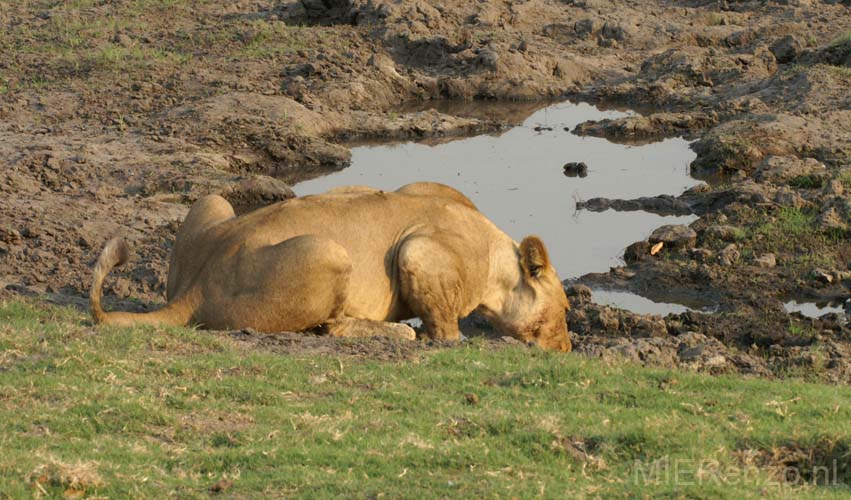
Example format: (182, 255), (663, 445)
(2, 0), (851, 380)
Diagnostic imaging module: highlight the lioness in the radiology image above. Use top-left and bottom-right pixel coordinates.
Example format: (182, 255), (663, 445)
(90, 182), (572, 351)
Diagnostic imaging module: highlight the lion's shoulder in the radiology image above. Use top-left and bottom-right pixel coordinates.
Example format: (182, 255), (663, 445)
(395, 182), (478, 210)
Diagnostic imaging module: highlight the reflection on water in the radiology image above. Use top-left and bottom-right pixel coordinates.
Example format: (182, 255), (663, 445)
(592, 289), (692, 316)
(785, 300), (848, 318)
(296, 101), (698, 280)
(399, 99), (563, 125)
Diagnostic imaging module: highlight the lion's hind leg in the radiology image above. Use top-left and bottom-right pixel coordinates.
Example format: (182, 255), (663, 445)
(197, 234), (353, 332)
(168, 195), (236, 300)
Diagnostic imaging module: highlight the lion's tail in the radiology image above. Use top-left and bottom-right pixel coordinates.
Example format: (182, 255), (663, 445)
(90, 238), (192, 328)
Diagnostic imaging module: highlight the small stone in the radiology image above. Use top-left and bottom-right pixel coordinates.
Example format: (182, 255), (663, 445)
(109, 277), (133, 298)
(754, 253), (776, 268)
(592, 307), (620, 332)
(685, 183), (711, 194)
(774, 188), (805, 209)
(624, 241), (651, 263)
(719, 244), (740, 267)
(754, 155), (825, 183)
(612, 267), (636, 279)
(597, 37), (618, 49)
(0, 227), (21, 245)
(769, 34), (803, 64)
(477, 47), (499, 71)
(678, 344), (708, 363)
(210, 479), (233, 493)
(649, 224), (697, 249)
(565, 284), (593, 304)
(368, 53), (400, 77)
(221, 175), (295, 214)
(704, 354), (727, 368)
(574, 18), (601, 37)
(824, 179), (845, 197)
(631, 317), (667, 338)
(77, 236), (92, 249)
(818, 207), (846, 231)
(600, 22), (628, 41)
(813, 269), (834, 284)
(688, 248), (714, 263)
(754, 46), (777, 74)
(20, 225), (40, 239)
(563, 162), (588, 178)
(835, 271), (851, 282)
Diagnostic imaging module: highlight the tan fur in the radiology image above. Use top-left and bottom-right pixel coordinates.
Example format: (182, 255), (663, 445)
(90, 182), (571, 351)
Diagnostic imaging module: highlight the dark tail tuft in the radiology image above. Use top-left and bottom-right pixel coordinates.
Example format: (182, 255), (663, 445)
(90, 238), (131, 324)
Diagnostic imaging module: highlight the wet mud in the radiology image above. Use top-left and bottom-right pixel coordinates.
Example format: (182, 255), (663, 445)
(2, 0), (851, 380)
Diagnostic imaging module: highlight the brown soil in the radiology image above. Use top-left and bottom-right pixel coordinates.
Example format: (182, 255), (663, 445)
(2, 0), (851, 380)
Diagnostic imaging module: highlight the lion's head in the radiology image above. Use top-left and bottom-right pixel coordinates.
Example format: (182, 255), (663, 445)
(486, 236), (572, 352)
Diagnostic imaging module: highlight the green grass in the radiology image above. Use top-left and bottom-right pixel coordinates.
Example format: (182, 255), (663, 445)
(1, 300), (851, 497)
(788, 174), (825, 189)
(0, 1), (340, 93)
(829, 31), (851, 48)
(739, 207), (843, 270)
(705, 13), (725, 26)
(236, 20), (312, 58)
(754, 207), (816, 240)
(787, 323), (815, 338)
(728, 226), (748, 241)
(825, 64), (851, 79)
(754, 207), (843, 270)
(0, 1), (196, 91)
(700, 205), (847, 273)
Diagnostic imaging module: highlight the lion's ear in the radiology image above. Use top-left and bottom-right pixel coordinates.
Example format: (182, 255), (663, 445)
(520, 236), (550, 278)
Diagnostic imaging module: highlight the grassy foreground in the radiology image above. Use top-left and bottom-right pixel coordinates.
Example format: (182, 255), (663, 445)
(1, 301), (850, 498)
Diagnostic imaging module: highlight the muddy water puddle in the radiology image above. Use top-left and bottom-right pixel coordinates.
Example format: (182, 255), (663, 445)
(296, 101), (699, 314)
(593, 290), (694, 316)
(785, 300), (849, 318)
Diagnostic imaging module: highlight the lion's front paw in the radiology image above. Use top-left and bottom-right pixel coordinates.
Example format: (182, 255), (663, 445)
(382, 322), (416, 341)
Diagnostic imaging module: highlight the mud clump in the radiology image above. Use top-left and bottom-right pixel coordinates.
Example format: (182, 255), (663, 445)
(769, 35), (805, 64)
(220, 175), (296, 215)
(577, 195), (693, 216)
(753, 155), (827, 184)
(563, 162), (589, 177)
(648, 225), (697, 250)
(572, 112), (717, 142)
